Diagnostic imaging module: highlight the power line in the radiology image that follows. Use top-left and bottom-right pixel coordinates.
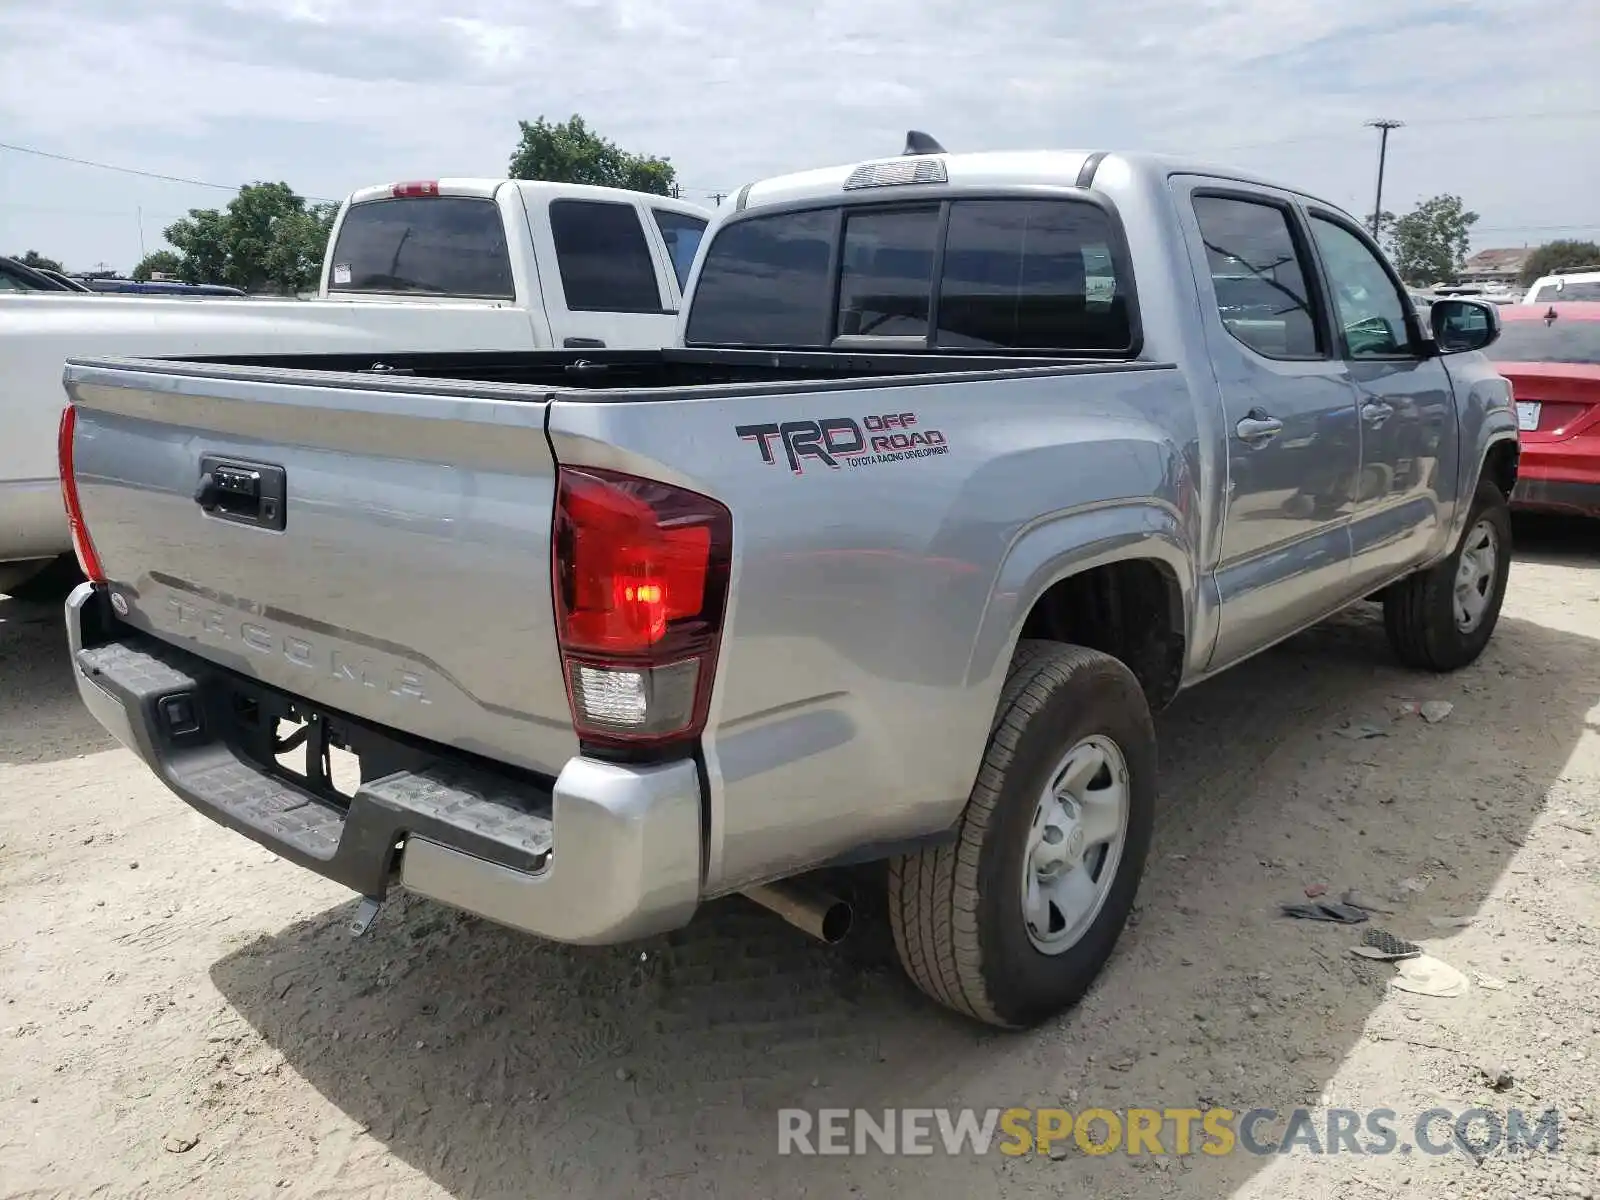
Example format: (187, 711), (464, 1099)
(0, 141), (340, 203)
(1205, 108), (1600, 154)
(1, 141), (734, 205)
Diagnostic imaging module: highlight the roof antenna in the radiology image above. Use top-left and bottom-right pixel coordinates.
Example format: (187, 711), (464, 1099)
(903, 130), (946, 156)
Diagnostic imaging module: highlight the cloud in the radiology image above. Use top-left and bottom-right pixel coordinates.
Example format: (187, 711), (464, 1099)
(2, 0), (1597, 268)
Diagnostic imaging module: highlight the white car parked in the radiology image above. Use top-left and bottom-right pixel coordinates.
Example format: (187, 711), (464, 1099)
(0, 180), (712, 595)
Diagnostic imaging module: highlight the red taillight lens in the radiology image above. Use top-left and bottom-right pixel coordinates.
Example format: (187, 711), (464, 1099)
(391, 181), (440, 198)
(57, 405), (105, 584)
(553, 466), (731, 751)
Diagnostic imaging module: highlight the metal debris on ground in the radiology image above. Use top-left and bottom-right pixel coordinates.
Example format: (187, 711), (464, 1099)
(1351, 930), (1423, 962)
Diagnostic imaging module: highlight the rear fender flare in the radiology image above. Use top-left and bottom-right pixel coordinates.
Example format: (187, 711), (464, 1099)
(965, 500), (1198, 702)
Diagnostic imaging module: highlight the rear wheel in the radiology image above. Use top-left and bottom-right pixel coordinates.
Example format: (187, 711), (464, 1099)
(888, 641), (1156, 1028)
(1383, 479), (1512, 671)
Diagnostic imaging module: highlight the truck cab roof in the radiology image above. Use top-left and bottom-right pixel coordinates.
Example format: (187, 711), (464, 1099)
(735, 148), (1316, 214)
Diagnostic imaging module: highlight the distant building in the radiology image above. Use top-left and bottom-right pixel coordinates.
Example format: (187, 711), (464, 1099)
(1459, 248), (1532, 287)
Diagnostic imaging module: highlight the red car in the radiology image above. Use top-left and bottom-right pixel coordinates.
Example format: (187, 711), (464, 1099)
(1494, 302), (1600, 518)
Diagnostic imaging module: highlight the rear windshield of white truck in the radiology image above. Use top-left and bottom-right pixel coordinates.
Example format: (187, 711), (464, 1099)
(685, 197), (1135, 354)
(327, 197), (515, 299)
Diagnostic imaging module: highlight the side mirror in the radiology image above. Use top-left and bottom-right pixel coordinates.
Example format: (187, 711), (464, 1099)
(1430, 297), (1501, 355)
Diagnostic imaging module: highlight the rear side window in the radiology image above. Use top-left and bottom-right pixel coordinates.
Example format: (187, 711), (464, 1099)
(684, 208), (835, 347)
(652, 210), (709, 291)
(936, 200), (1131, 351)
(549, 200), (662, 313)
(687, 197), (1134, 352)
(329, 197), (514, 298)
(1192, 195), (1321, 359)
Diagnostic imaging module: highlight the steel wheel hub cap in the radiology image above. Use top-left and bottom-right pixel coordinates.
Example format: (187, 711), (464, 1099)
(1022, 734), (1130, 955)
(1454, 518), (1498, 633)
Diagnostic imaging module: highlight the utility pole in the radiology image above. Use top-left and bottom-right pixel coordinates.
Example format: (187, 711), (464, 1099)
(136, 206), (147, 260)
(710, 192), (726, 207)
(1365, 119), (1403, 236)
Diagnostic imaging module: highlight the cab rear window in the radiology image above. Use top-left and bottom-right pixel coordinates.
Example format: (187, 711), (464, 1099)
(328, 197), (514, 299)
(686, 197), (1135, 354)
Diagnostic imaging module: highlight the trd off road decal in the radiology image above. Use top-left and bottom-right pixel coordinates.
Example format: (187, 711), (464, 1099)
(735, 412), (949, 475)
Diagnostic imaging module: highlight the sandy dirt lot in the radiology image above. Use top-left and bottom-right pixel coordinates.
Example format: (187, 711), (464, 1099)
(3, 516), (1598, 1200)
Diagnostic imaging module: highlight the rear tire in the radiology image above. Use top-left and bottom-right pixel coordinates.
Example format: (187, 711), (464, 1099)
(888, 641), (1156, 1028)
(1383, 479), (1512, 671)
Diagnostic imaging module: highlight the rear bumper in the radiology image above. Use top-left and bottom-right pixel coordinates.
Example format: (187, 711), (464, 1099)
(66, 583), (703, 944)
(1511, 446), (1600, 517)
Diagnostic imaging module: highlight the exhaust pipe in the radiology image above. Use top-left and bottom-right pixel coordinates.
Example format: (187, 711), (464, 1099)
(742, 879), (854, 944)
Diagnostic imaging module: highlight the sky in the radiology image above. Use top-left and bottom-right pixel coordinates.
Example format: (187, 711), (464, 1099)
(2, 0), (1597, 273)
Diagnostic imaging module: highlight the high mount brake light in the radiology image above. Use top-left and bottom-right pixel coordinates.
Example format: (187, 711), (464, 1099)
(391, 181), (440, 198)
(57, 405), (105, 584)
(552, 466), (732, 752)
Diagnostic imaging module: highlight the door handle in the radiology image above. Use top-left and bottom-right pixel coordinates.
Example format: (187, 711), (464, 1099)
(1235, 411), (1285, 446)
(1361, 400), (1394, 428)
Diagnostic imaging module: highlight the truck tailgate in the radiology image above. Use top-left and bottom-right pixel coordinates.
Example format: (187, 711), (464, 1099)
(64, 359), (577, 776)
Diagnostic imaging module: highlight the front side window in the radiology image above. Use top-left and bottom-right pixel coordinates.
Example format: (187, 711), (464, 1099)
(549, 200), (663, 313)
(652, 209), (709, 291)
(328, 197), (514, 298)
(1309, 215), (1413, 358)
(1192, 195), (1321, 359)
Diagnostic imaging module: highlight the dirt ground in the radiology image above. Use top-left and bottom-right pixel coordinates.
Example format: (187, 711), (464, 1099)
(3, 516), (1598, 1200)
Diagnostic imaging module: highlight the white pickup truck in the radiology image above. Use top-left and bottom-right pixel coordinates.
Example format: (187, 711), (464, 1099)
(0, 180), (711, 596)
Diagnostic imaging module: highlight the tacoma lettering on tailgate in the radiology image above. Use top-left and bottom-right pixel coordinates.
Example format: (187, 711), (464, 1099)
(164, 597), (431, 704)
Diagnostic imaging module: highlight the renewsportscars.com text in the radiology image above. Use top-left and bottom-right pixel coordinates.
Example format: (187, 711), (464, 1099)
(777, 1106), (1564, 1158)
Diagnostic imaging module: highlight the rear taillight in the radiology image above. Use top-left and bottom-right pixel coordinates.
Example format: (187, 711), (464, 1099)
(552, 466), (731, 753)
(391, 181), (440, 198)
(57, 405), (105, 584)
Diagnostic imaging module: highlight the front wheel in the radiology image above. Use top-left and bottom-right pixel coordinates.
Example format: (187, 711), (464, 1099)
(1383, 479), (1512, 671)
(888, 642), (1156, 1028)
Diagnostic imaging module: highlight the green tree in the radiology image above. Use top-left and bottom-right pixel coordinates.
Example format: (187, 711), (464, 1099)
(131, 250), (183, 281)
(1518, 239), (1600, 288)
(509, 115), (678, 196)
(163, 183), (338, 293)
(1383, 195), (1479, 286)
(14, 250), (64, 273)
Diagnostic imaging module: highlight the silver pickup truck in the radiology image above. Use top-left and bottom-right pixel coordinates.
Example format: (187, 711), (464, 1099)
(59, 141), (1518, 1028)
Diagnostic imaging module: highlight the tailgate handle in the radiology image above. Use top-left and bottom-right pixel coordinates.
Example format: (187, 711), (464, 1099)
(195, 457), (287, 532)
